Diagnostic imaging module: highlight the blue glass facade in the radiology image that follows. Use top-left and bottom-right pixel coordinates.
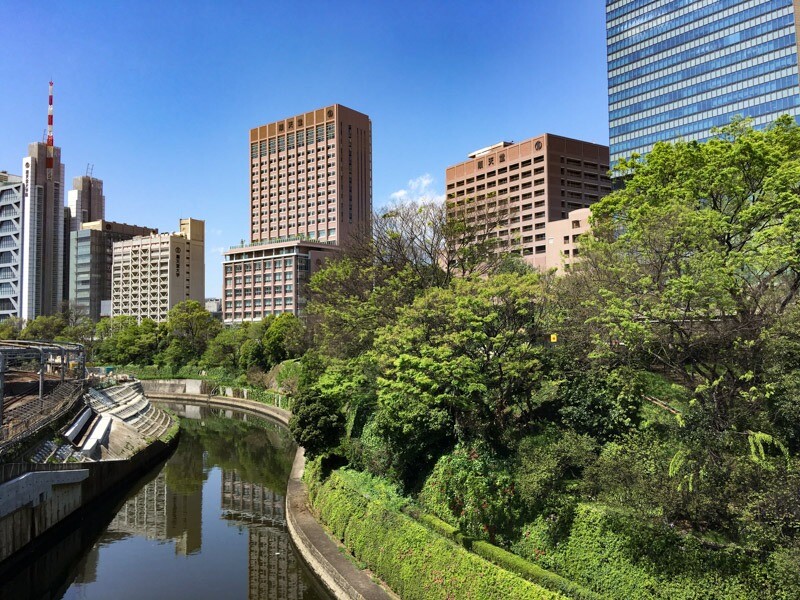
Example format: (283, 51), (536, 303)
(607, 0), (800, 164)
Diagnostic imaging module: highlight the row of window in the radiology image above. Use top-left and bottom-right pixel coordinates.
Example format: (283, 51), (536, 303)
(226, 285), (294, 297)
(609, 12), (793, 82)
(611, 73), (798, 136)
(613, 83), (798, 145)
(606, 0), (699, 27)
(251, 147), (336, 168)
(224, 258), (305, 274)
(224, 309), (293, 320)
(609, 1), (788, 68)
(608, 0), (712, 37)
(609, 0), (767, 53)
(227, 297), (294, 307)
(611, 93), (800, 156)
(250, 125), (336, 158)
(610, 52), (796, 119)
(227, 271), (293, 284)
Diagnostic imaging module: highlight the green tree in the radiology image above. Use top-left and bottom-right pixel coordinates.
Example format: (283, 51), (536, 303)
(161, 300), (221, 368)
(576, 116), (800, 529)
(0, 317), (22, 340)
(94, 316), (160, 365)
(371, 272), (556, 485)
(201, 324), (249, 371)
(288, 387), (345, 458)
(262, 313), (304, 367)
(20, 314), (66, 341)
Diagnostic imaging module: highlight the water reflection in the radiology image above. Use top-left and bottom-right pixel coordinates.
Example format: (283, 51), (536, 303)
(0, 405), (328, 600)
(108, 470), (203, 555)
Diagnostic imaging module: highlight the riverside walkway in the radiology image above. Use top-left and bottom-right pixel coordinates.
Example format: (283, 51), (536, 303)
(142, 382), (394, 600)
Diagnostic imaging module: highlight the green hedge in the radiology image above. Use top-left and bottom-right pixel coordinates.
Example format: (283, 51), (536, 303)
(512, 503), (800, 600)
(313, 471), (567, 600)
(407, 509), (601, 600)
(413, 511), (474, 548)
(472, 541), (604, 600)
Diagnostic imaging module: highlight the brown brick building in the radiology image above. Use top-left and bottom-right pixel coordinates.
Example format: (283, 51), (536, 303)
(223, 104), (372, 323)
(445, 134), (611, 270)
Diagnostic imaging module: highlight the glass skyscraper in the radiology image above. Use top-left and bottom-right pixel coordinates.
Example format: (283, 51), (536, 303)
(607, 0), (800, 164)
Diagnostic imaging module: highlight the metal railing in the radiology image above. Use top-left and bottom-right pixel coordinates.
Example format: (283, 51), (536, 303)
(0, 460), (87, 486)
(0, 382), (84, 453)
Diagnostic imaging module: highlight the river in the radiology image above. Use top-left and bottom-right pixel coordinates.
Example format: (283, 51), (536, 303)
(0, 405), (331, 600)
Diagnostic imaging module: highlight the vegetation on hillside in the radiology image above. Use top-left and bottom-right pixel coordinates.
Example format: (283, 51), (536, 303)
(291, 117), (800, 598)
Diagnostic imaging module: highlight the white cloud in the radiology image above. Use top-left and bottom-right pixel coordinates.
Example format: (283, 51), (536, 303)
(390, 173), (444, 204)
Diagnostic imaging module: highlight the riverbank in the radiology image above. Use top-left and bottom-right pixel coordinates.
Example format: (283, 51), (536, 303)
(0, 382), (179, 567)
(146, 388), (393, 600)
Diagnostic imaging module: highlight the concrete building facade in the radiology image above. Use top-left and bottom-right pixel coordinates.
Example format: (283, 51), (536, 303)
(64, 176), (106, 305)
(223, 240), (336, 323)
(607, 0), (800, 164)
(0, 173), (23, 321)
(542, 207), (592, 274)
(69, 220), (158, 322)
(223, 104), (372, 324)
(67, 176), (105, 233)
(112, 218), (204, 323)
(445, 134), (611, 270)
(21, 142), (65, 319)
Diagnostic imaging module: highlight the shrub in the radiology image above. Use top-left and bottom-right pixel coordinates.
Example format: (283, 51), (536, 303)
(313, 470), (566, 600)
(418, 443), (522, 543)
(515, 428), (597, 514)
(512, 503), (800, 600)
(557, 367), (643, 442)
(288, 387), (344, 458)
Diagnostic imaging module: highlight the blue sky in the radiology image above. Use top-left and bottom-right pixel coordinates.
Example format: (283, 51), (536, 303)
(0, 0), (609, 296)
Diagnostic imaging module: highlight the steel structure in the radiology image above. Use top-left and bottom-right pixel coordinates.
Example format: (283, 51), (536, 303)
(0, 340), (85, 431)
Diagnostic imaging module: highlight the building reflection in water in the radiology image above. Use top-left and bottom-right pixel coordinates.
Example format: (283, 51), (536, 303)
(107, 470), (203, 555)
(221, 469), (308, 600)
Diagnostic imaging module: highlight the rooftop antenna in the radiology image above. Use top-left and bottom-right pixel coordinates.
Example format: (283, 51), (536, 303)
(86, 163), (94, 177)
(46, 80), (54, 181)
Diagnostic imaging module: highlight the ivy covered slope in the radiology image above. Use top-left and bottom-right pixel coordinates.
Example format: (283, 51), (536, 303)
(290, 117), (800, 599)
(308, 469), (567, 600)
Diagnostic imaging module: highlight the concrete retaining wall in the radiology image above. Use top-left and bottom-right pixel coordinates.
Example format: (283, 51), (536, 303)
(0, 436), (177, 566)
(0, 471), (88, 562)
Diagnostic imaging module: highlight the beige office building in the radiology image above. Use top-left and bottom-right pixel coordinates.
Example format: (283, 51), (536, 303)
(70, 220), (158, 321)
(223, 104), (372, 324)
(112, 218), (204, 322)
(445, 134), (611, 270)
(543, 207), (591, 274)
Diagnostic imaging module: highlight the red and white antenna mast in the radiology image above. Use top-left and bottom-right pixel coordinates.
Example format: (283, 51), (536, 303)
(46, 80), (54, 181)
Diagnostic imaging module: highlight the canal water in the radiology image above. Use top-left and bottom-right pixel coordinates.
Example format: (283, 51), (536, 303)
(0, 406), (330, 600)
